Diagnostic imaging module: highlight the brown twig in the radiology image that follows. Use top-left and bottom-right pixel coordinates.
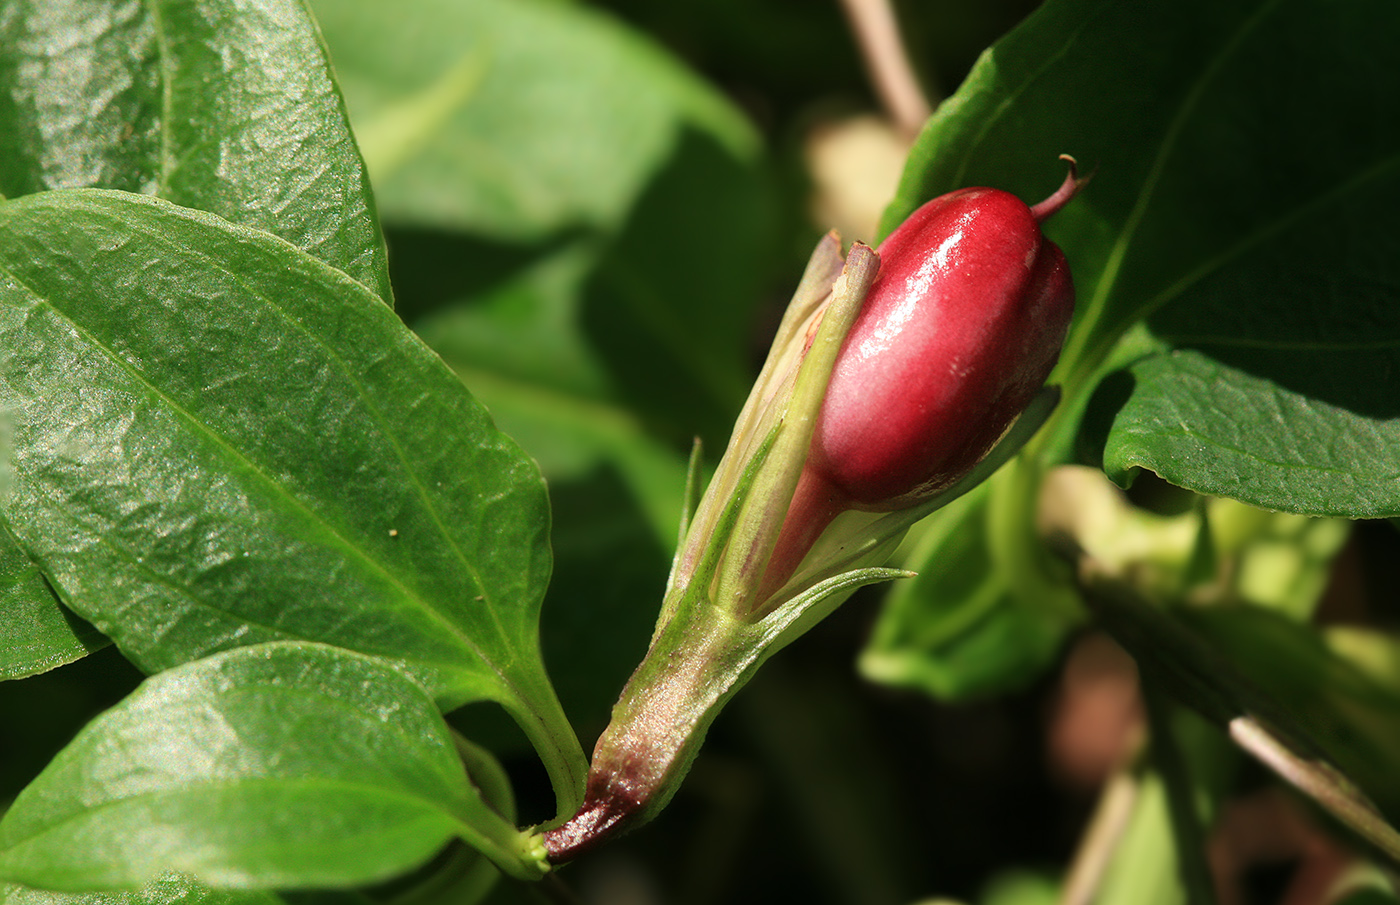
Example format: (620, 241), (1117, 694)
(837, 0), (934, 139)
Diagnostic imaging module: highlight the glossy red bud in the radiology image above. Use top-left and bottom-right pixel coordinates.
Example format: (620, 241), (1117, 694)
(759, 164), (1083, 601)
(811, 170), (1079, 508)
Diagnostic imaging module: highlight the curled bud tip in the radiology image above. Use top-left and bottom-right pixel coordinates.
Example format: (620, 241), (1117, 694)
(1029, 154), (1091, 222)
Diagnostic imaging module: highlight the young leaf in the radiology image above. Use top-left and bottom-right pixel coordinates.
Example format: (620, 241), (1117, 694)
(0, 189), (584, 817)
(0, 532), (106, 681)
(0, 643), (546, 890)
(0, 0), (390, 301)
(883, 0), (1400, 516)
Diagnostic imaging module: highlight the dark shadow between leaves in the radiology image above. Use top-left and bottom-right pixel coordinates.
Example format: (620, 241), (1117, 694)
(385, 224), (595, 324)
(1075, 366), (1136, 475)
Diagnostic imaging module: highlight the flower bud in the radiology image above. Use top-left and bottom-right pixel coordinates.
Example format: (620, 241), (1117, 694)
(543, 160), (1085, 864)
(763, 159), (1084, 595)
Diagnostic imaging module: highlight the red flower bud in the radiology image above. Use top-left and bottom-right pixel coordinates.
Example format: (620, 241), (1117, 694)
(764, 161), (1084, 597)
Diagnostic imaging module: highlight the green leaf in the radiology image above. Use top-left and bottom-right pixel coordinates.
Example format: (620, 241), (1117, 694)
(0, 0), (390, 301)
(0, 529), (106, 681)
(0, 189), (583, 817)
(314, 0), (775, 444)
(308, 0), (758, 240)
(2, 398), (108, 680)
(858, 483), (1073, 700)
(1092, 774), (1184, 905)
(2, 875), (290, 905)
(1103, 349), (1400, 517)
(0, 643), (546, 890)
(884, 0), (1400, 516)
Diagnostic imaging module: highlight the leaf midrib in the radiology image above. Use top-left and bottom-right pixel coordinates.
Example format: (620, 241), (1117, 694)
(0, 214), (517, 696)
(1060, 0), (1289, 386)
(0, 775), (467, 856)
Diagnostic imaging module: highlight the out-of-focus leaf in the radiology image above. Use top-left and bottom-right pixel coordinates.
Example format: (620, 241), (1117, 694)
(308, 0), (756, 239)
(0, 643), (545, 889)
(1184, 606), (1400, 818)
(0, 0), (389, 300)
(978, 870), (1058, 905)
(412, 244), (690, 543)
(859, 484), (1074, 700)
(0, 189), (583, 818)
(314, 0), (775, 444)
(884, 0), (1400, 516)
(1093, 775), (1184, 905)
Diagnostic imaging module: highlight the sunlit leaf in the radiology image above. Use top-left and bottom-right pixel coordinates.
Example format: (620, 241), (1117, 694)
(0, 0), (389, 299)
(0, 643), (544, 889)
(0, 189), (583, 817)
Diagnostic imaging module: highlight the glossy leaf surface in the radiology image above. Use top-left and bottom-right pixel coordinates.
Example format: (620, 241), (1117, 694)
(0, 0), (393, 677)
(0, 189), (583, 815)
(0, 643), (542, 889)
(0, 0), (389, 300)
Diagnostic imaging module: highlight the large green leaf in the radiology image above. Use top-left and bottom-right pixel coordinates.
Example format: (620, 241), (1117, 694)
(0, 189), (583, 817)
(0, 643), (545, 889)
(0, 0), (389, 300)
(0, 0), (393, 677)
(882, 0), (1400, 516)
